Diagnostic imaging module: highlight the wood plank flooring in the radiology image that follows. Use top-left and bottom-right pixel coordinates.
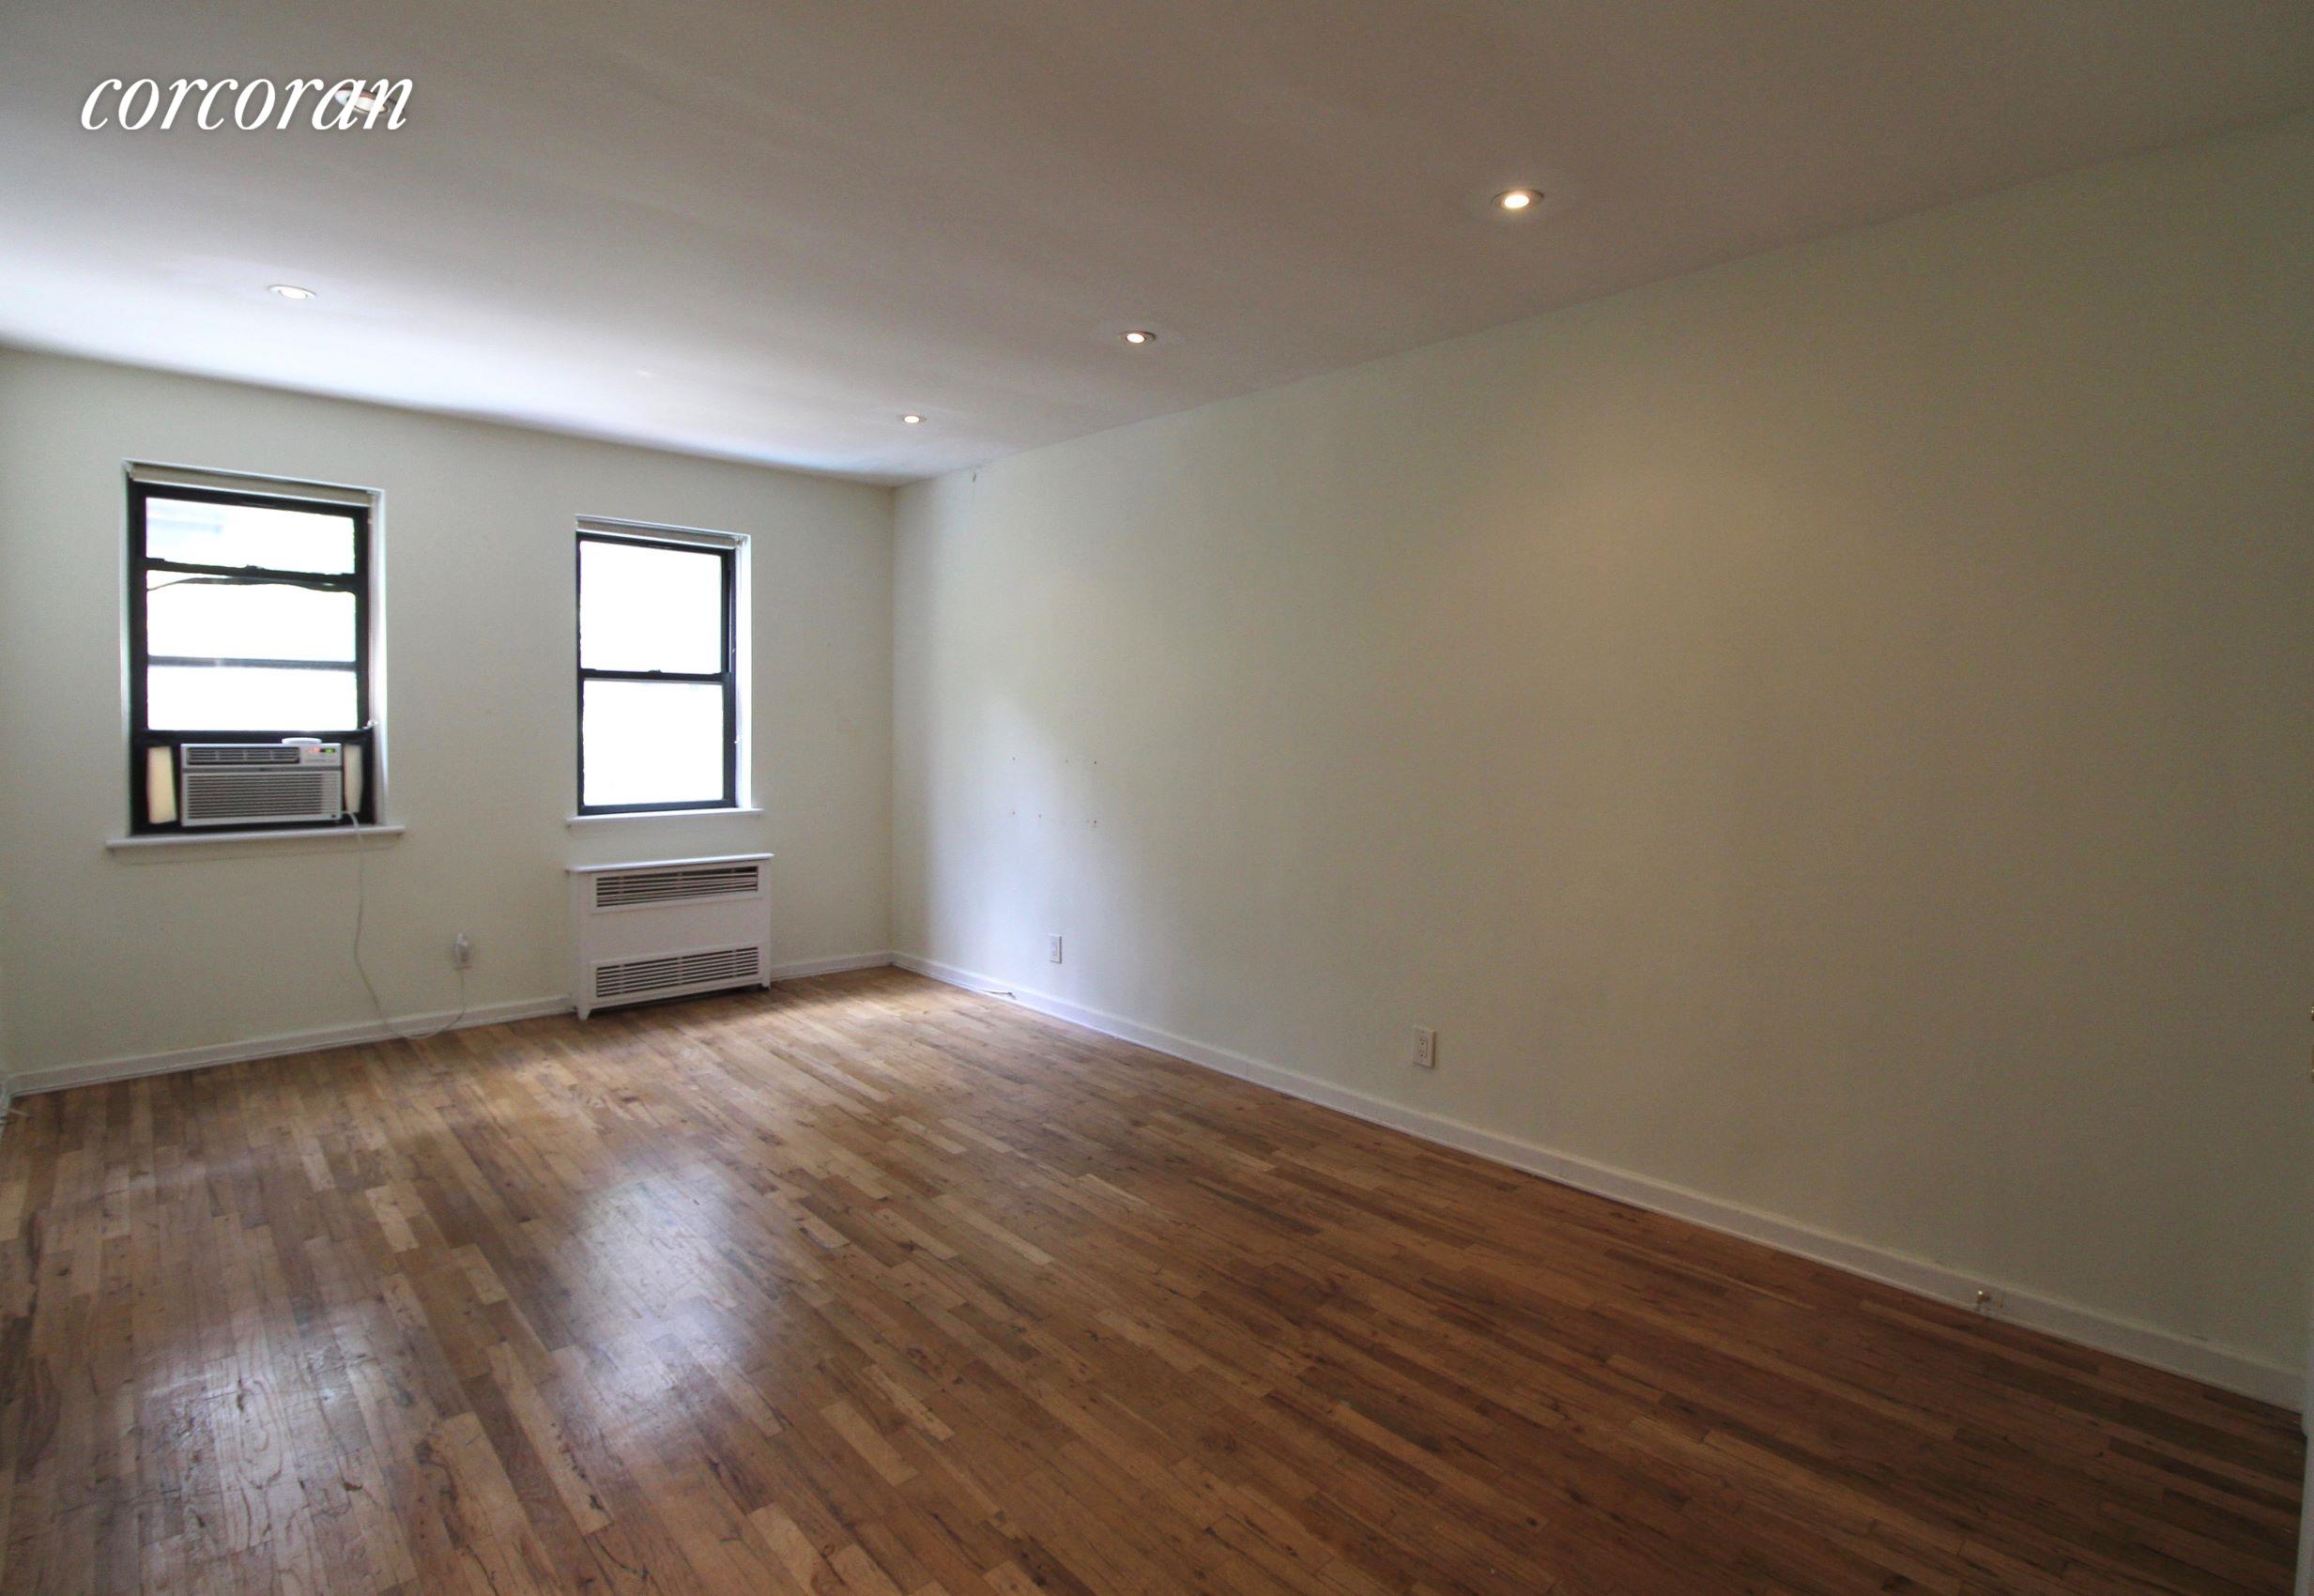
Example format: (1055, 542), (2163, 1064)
(0, 966), (2300, 1594)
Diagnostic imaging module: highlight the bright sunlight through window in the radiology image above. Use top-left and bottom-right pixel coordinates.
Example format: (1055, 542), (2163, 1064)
(576, 529), (742, 813)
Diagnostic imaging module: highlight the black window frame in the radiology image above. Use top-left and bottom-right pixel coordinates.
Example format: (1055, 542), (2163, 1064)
(127, 480), (376, 835)
(574, 529), (740, 816)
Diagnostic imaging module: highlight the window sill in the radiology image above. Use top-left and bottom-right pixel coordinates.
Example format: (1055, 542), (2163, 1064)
(566, 806), (762, 828)
(107, 823), (406, 856)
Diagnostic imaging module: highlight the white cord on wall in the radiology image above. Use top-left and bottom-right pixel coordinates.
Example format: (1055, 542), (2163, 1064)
(348, 811), (470, 1042)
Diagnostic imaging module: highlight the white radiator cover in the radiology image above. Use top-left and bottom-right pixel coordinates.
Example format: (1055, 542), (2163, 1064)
(566, 852), (774, 1018)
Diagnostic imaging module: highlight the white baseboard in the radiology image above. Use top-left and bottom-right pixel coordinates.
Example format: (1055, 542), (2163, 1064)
(764, 951), (896, 980)
(9, 996), (576, 1097)
(894, 953), (2302, 1411)
(8, 952), (897, 1099)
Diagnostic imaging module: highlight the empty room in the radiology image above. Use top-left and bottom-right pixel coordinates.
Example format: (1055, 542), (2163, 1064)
(0, 3), (2308, 1592)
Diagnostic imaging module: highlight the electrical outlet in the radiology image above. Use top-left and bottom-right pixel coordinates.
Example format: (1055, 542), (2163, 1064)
(1411, 1026), (1436, 1069)
(1048, 934), (1064, 964)
(452, 932), (474, 970)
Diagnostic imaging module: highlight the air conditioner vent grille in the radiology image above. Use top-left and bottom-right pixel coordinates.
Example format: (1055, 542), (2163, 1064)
(593, 863), (762, 909)
(185, 744), (300, 766)
(592, 944), (760, 1002)
(180, 769), (342, 823)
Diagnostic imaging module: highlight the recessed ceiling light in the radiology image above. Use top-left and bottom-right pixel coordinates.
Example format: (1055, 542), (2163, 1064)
(1121, 330), (1155, 345)
(1495, 189), (1540, 213)
(268, 284), (316, 300)
(332, 85), (386, 115)
(901, 413), (924, 424)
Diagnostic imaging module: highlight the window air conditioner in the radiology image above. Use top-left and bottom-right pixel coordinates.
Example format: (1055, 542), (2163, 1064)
(178, 742), (345, 827)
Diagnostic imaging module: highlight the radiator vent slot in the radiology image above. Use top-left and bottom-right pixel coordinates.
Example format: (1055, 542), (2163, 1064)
(594, 862), (762, 909)
(593, 944), (760, 1002)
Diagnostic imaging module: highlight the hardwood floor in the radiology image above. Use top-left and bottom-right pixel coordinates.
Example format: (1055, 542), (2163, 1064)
(0, 967), (2299, 1595)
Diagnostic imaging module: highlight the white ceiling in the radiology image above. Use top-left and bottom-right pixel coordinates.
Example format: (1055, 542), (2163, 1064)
(3, 2), (2310, 483)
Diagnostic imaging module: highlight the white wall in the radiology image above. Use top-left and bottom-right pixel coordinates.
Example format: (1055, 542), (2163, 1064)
(895, 118), (2314, 1376)
(0, 352), (893, 1079)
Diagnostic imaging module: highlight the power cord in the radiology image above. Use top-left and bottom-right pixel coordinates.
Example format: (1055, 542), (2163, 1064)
(348, 810), (470, 1042)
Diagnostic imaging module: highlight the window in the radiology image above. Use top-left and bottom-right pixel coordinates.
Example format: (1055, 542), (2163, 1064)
(575, 526), (741, 813)
(127, 478), (376, 832)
